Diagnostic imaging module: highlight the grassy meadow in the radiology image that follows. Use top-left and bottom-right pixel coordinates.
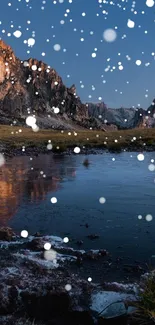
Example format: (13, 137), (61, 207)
(0, 125), (155, 152)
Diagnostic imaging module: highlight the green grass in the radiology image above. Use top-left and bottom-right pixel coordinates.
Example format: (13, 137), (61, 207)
(1, 125), (155, 151)
(130, 274), (155, 325)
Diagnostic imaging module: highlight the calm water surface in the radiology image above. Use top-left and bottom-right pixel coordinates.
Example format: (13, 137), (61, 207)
(0, 152), (155, 264)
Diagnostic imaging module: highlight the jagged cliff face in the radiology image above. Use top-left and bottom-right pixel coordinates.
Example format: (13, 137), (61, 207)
(87, 103), (145, 129)
(0, 40), (89, 129)
(0, 40), (153, 131)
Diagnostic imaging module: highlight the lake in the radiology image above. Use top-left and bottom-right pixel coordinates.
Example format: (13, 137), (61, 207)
(0, 151), (155, 276)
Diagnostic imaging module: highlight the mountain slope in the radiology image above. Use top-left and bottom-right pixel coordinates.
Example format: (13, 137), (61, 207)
(0, 39), (152, 131)
(87, 102), (145, 129)
(0, 40), (93, 130)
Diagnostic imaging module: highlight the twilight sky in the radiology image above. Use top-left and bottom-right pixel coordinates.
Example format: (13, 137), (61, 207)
(0, 0), (155, 109)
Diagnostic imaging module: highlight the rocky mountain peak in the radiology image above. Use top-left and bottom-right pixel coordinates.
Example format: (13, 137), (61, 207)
(87, 102), (146, 129)
(0, 39), (92, 129)
(0, 39), (12, 53)
(0, 40), (17, 84)
(69, 84), (77, 95)
(0, 39), (153, 131)
(0, 40), (16, 63)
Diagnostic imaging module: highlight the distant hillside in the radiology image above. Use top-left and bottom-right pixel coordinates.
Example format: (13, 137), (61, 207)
(87, 102), (146, 129)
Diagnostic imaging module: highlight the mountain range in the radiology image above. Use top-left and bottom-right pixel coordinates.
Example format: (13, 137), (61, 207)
(0, 39), (154, 131)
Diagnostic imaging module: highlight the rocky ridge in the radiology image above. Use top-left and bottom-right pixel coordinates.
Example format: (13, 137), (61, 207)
(0, 40), (111, 131)
(87, 102), (147, 130)
(0, 39), (153, 131)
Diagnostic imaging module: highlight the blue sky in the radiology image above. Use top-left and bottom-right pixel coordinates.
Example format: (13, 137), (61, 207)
(0, 0), (155, 109)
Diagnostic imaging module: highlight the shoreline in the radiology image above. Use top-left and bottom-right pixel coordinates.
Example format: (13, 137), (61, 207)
(1, 142), (155, 159)
(1, 125), (155, 158)
(0, 125), (155, 324)
(0, 227), (139, 325)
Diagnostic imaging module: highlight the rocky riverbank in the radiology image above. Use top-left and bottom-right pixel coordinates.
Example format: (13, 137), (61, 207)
(1, 141), (155, 160)
(0, 226), (150, 325)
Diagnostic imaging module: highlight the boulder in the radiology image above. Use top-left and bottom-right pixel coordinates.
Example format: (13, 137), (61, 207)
(21, 291), (71, 320)
(0, 227), (15, 241)
(26, 238), (44, 251)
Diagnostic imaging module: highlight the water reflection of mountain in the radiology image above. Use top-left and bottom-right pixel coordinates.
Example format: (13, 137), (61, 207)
(0, 154), (76, 225)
